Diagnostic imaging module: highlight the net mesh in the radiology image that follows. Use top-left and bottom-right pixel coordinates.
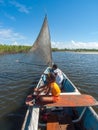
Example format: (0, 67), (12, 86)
(29, 16), (52, 67)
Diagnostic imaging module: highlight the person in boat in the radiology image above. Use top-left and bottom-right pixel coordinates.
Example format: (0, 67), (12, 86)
(52, 64), (64, 88)
(26, 73), (61, 106)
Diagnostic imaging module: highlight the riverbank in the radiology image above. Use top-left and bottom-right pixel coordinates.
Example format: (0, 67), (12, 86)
(0, 45), (31, 55)
(0, 45), (98, 54)
(52, 48), (98, 52)
(74, 51), (98, 54)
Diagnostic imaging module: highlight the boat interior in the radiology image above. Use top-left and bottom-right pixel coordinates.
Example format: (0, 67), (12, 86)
(38, 106), (86, 130)
(22, 67), (98, 130)
(37, 68), (98, 130)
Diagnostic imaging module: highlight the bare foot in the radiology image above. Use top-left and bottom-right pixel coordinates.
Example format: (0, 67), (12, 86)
(28, 99), (35, 106)
(28, 101), (34, 106)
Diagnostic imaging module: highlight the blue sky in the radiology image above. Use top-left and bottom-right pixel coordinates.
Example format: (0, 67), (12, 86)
(0, 0), (98, 49)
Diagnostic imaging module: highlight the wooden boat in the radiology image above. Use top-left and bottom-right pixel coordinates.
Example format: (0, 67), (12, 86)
(21, 16), (98, 130)
(22, 67), (98, 130)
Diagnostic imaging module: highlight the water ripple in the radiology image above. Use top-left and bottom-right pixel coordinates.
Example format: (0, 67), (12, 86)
(0, 52), (98, 130)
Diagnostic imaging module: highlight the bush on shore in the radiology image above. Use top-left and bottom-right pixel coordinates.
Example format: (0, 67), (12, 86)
(0, 45), (98, 54)
(0, 44), (31, 54)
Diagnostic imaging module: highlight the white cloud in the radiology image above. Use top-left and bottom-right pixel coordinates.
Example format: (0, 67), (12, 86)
(51, 40), (98, 49)
(10, 1), (30, 14)
(12, 41), (18, 45)
(11, 41), (31, 46)
(0, 29), (25, 39)
(0, 28), (26, 45)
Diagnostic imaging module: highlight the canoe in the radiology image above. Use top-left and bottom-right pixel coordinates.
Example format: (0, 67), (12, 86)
(21, 15), (98, 130)
(21, 67), (98, 130)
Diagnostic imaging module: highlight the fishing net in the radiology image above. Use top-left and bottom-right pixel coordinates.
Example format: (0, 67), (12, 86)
(16, 16), (52, 75)
(29, 16), (52, 67)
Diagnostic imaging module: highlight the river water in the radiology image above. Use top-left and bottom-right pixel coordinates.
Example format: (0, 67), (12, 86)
(0, 52), (98, 130)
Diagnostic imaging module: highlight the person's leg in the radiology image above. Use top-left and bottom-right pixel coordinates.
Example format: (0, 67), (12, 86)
(39, 96), (54, 103)
(38, 96), (59, 104)
(27, 95), (59, 106)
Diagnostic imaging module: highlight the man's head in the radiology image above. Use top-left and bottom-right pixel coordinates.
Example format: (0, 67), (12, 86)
(47, 72), (56, 83)
(52, 64), (57, 70)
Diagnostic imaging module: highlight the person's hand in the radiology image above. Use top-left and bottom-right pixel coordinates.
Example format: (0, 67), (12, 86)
(34, 88), (38, 92)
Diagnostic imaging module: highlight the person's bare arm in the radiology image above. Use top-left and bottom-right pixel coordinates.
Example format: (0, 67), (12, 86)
(34, 84), (46, 92)
(44, 86), (51, 95)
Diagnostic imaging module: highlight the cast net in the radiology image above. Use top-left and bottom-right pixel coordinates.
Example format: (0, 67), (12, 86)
(29, 16), (52, 67)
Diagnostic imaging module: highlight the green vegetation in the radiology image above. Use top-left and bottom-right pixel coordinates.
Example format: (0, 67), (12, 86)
(0, 45), (98, 55)
(52, 48), (69, 51)
(0, 44), (31, 54)
(52, 48), (98, 52)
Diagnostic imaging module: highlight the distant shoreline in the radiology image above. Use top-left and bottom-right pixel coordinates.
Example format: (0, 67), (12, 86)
(52, 48), (98, 54)
(0, 45), (98, 55)
(0, 45), (31, 55)
(73, 51), (98, 54)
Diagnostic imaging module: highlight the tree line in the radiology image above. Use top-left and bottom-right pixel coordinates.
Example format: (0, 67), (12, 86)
(0, 44), (31, 54)
(52, 48), (98, 52)
(0, 45), (98, 54)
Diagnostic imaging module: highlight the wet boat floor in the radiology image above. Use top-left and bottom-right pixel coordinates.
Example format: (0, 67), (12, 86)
(38, 107), (85, 130)
(47, 113), (75, 130)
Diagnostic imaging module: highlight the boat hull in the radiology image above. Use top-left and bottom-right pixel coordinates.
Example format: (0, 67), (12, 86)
(22, 67), (98, 130)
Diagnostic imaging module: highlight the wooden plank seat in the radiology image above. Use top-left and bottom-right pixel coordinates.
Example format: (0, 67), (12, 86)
(45, 94), (98, 107)
(47, 114), (60, 130)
